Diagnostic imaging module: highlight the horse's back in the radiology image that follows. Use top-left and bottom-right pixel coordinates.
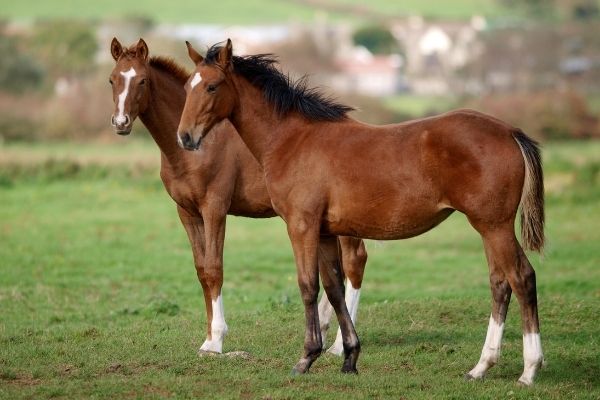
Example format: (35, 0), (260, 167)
(268, 109), (526, 239)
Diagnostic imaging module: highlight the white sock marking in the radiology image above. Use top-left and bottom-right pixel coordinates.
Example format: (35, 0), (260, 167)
(519, 332), (543, 385)
(190, 72), (202, 89)
(318, 292), (334, 348)
(200, 294), (228, 353)
(328, 279), (361, 356)
(468, 314), (504, 378)
(115, 67), (136, 125)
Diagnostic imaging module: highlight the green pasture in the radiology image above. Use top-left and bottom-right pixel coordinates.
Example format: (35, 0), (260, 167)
(384, 95), (458, 118)
(1, 140), (599, 399)
(0, 0), (507, 24)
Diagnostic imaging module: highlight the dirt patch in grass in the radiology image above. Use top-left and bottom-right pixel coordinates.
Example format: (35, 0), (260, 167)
(1, 372), (42, 387)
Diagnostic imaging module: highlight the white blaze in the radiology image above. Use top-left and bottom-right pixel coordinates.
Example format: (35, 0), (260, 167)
(190, 72), (202, 89)
(468, 314), (505, 379)
(115, 67), (136, 125)
(199, 294), (228, 353)
(519, 333), (543, 385)
(328, 279), (361, 355)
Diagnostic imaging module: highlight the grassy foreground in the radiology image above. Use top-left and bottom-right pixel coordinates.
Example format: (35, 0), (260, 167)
(0, 140), (599, 399)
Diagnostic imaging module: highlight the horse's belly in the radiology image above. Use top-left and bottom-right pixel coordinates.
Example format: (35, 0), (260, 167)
(323, 193), (453, 240)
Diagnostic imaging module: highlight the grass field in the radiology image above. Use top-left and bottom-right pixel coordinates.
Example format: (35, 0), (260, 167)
(1, 139), (599, 399)
(0, 0), (508, 24)
(4, 0), (600, 25)
(384, 95), (458, 118)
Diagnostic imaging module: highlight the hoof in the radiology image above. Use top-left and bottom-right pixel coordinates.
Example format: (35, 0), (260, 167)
(197, 349), (220, 357)
(464, 372), (482, 381)
(341, 365), (358, 374)
(517, 377), (533, 387)
(291, 359), (311, 376)
(290, 367), (306, 376)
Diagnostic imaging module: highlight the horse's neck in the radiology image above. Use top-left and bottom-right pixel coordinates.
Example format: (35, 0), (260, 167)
(140, 67), (187, 170)
(229, 76), (292, 166)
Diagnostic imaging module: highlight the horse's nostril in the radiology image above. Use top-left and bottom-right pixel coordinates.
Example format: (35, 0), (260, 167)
(183, 132), (192, 144)
(124, 115), (130, 126)
(111, 115), (116, 126)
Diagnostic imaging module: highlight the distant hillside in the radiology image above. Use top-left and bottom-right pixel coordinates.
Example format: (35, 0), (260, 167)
(0, 0), (510, 24)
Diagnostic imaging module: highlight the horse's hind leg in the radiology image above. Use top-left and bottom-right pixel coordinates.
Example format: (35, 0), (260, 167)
(317, 289), (335, 350)
(466, 228), (512, 380)
(317, 235), (361, 372)
(326, 237), (367, 356)
(513, 246), (544, 385)
(468, 224), (543, 385)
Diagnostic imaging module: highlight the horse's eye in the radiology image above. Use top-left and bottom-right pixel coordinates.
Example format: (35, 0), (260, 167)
(207, 84), (217, 93)
(139, 78), (146, 85)
(109, 78), (113, 85)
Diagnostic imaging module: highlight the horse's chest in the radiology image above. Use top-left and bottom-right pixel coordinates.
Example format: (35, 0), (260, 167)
(162, 177), (205, 215)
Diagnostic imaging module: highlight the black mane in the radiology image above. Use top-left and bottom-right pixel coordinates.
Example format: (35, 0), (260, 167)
(205, 43), (354, 121)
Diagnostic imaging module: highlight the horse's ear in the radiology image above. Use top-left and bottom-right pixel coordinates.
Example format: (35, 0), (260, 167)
(136, 38), (149, 61)
(186, 41), (203, 65)
(111, 37), (123, 61)
(217, 38), (232, 69)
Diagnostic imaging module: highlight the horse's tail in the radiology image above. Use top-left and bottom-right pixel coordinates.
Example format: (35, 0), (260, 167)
(512, 130), (545, 253)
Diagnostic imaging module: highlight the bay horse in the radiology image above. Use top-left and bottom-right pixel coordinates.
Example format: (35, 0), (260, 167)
(177, 39), (546, 385)
(108, 38), (368, 356)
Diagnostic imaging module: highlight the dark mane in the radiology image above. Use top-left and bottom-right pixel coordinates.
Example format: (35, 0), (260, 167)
(149, 56), (190, 84)
(204, 43), (353, 121)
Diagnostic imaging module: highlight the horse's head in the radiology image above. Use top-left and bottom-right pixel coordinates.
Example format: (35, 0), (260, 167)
(109, 37), (151, 135)
(177, 39), (237, 150)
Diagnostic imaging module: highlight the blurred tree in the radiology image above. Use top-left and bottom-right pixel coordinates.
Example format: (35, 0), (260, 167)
(498, 0), (600, 20)
(353, 25), (400, 55)
(498, 0), (557, 19)
(0, 33), (44, 93)
(29, 20), (98, 77)
(123, 14), (155, 32)
(570, 0), (600, 19)
(497, 0), (557, 18)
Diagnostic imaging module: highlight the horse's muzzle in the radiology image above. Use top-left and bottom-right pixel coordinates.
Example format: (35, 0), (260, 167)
(111, 115), (132, 135)
(178, 131), (201, 150)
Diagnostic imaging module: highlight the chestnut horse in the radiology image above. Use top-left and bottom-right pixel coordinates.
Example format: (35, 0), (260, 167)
(177, 39), (546, 385)
(108, 38), (368, 356)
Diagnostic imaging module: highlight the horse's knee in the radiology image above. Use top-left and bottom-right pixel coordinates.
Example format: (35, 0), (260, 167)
(195, 265), (210, 289)
(288, 217), (313, 238)
(298, 282), (319, 305)
(197, 262), (223, 289)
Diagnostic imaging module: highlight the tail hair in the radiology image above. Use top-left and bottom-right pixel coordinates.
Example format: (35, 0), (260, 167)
(513, 130), (545, 253)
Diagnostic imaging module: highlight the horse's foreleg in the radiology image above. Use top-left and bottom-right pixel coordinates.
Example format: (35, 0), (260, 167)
(177, 206), (216, 353)
(287, 218), (323, 375)
(197, 206), (228, 354)
(327, 236), (367, 356)
(318, 235), (361, 373)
